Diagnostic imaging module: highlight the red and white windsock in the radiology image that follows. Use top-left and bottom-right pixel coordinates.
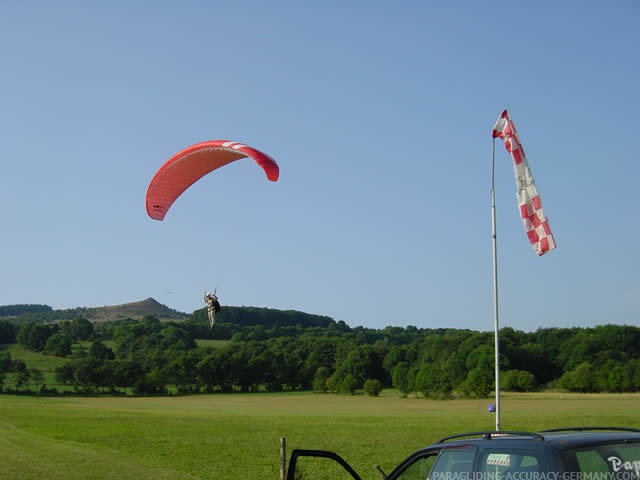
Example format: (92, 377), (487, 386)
(492, 109), (556, 256)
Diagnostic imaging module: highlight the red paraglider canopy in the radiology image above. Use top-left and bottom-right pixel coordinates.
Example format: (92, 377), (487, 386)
(146, 140), (279, 221)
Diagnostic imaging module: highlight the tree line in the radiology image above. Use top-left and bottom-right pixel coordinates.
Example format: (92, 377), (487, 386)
(0, 304), (53, 317)
(1, 309), (639, 396)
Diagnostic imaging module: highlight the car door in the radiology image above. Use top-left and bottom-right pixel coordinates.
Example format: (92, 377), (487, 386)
(285, 446), (476, 480)
(286, 449), (363, 480)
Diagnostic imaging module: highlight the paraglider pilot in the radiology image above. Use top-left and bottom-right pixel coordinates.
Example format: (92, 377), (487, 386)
(204, 292), (221, 330)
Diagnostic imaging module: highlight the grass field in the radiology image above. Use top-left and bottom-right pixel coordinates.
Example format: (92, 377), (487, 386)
(1, 344), (69, 372)
(1, 391), (639, 480)
(1, 344), (69, 386)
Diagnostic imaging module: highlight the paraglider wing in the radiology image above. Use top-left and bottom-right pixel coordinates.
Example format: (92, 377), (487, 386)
(145, 140), (279, 221)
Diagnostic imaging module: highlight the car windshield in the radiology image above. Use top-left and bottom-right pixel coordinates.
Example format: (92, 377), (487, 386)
(430, 449), (475, 480)
(561, 444), (640, 480)
(394, 448), (475, 480)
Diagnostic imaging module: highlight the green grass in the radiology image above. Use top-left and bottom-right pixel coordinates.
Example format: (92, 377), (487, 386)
(0, 392), (639, 480)
(1, 344), (73, 388)
(76, 340), (116, 349)
(1, 344), (69, 372)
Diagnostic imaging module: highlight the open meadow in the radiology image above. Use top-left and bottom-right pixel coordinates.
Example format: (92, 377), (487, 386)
(1, 391), (639, 480)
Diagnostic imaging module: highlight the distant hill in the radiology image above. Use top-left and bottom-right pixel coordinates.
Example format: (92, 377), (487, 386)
(212, 305), (334, 329)
(0, 299), (336, 329)
(0, 298), (189, 324)
(86, 297), (189, 322)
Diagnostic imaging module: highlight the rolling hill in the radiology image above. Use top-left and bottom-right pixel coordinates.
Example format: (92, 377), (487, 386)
(85, 297), (189, 322)
(0, 298), (190, 323)
(0, 299), (335, 328)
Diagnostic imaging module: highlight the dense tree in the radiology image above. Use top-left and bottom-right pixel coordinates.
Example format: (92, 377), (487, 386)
(0, 352), (11, 373)
(72, 358), (104, 390)
(312, 366), (330, 392)
(112, 360), (145, 389)
(17, 323), (58, 352)
(416, 363), (450, 398)
(364, 379), (383, 397)
(593, 360), (625, 393)
(621, 359), (640, 392)
(160, 325), (197, 351)
(0, 321), (17, 343)
(12, 359), (30, 390)
(89, 341), (116, 361)
(333, 349), (365, 389)
(501, 369), (536, 392)
(29, 368), (44, 386)
(0, 352), (11, 391)
(325, 373), (338, 393)
(3, 307), (640, 397)
(163, 350), (203, 393)
(463, 367), (493, 398)
(59, 318), (94, 341)
(338, 373), (358, 395)
(465, 344), (494, 371)
(392, 362), (411, 397)
(44, 333), (73, 357)
(0, 304), (52, 316)
(560, 362), (595, 392)
(70, 318), (94, 341)
(444, 354), (467, 388)
(304, 337), (336, 379)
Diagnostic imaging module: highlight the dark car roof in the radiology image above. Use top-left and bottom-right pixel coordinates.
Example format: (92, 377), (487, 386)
(538, 430), (640, 449)
(430, 427), (640, 451)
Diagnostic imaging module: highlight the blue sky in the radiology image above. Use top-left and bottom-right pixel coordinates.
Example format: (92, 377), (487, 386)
(1, 3), (638, 332)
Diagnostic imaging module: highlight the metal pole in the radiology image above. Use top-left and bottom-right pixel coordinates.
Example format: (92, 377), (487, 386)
(491, 139), (501, 431)
(280, 437), (286, 480)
